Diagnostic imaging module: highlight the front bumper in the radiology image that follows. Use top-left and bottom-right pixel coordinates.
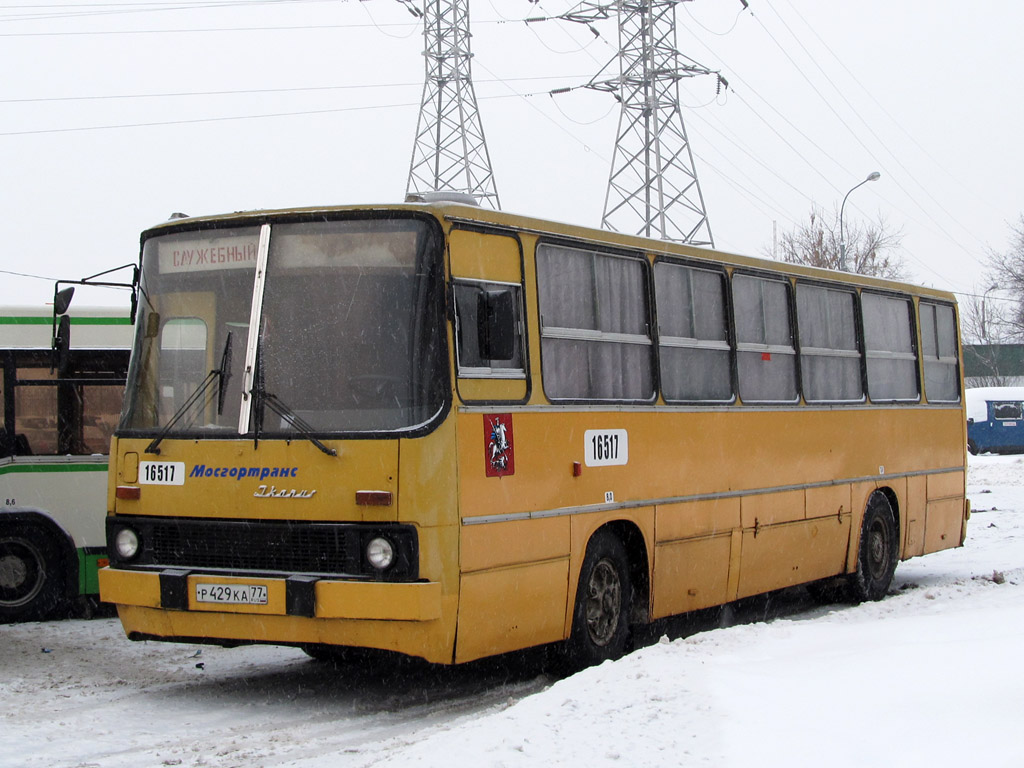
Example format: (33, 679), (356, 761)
(99, 567), (441, 621)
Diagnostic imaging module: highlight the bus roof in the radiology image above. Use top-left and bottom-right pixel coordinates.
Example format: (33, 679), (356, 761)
(0, 306), (133, 350)
(142, 201), (959, 304)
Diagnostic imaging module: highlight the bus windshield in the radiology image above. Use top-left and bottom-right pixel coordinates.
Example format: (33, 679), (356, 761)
(120, 215), (448, 437)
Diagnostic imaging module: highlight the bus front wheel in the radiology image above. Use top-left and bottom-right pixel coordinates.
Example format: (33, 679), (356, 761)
(0, 524), (64, 621)
(848, 493), (898, 603)
(566, 529), (632, 669)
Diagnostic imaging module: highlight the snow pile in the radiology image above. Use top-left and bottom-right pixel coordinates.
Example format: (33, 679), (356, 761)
(351, 569), (1024, 768)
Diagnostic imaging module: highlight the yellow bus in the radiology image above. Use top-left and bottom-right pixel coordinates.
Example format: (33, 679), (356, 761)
(99, 201), (968, 666)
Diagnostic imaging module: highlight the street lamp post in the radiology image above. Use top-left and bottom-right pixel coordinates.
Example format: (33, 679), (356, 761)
(982, 284), (999, 342)
(839, 171), (881, 272)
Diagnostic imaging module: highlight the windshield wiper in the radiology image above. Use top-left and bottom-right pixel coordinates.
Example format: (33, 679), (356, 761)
(216, 331), (233, 416)
(262, 392), (338, 457)
(250, 348), (337, 458)
(145, 333), (234, 455)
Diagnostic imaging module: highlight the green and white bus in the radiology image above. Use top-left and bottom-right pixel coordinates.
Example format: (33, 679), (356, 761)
(0, 306), (131, 620)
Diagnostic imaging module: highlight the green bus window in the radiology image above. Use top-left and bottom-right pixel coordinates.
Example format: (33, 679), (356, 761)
(14, 367), (58, 456)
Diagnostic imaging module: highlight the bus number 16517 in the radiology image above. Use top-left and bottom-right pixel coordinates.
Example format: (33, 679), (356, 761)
(584, 429), (629, 467)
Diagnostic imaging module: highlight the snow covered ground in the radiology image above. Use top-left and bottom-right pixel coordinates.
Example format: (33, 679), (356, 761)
(2, 454), (1023, 768)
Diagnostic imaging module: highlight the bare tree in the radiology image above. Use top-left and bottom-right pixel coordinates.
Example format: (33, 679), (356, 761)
(766, 205), (906, 280)
(960, 292), (1016, 385)
(985, 216), (1024, 340)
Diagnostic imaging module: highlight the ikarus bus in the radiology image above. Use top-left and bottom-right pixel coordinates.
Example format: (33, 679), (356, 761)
(100, 201), (970, 666)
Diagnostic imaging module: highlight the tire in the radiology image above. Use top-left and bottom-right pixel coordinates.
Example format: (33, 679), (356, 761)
(967, 439), (978, 456)
(565, 529), (632, 669)
(848, 493), (898, 603)
(0, 524), (65, 621)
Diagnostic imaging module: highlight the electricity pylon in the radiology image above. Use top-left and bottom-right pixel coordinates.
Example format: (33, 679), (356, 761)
(537, 1), (720, 245)
(399, 0), (501, 208)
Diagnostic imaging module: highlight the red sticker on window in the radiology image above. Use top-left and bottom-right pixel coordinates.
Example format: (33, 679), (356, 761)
(761, 352), (772, 361)
(484, 414), (515, 477)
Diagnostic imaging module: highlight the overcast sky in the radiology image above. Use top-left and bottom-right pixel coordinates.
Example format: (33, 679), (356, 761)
(2, 0), (1021, 312)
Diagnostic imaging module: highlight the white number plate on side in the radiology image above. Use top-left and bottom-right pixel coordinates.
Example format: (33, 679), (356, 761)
(584, 429), (628, 467)
(139, 461), (186, 485)
(195, 583), (268, 606)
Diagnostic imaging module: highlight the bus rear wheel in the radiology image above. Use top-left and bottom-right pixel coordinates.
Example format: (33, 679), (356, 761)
(565, 529), (632, 669)
(848, 493), (898, 603)
(0, 525), (64, 621)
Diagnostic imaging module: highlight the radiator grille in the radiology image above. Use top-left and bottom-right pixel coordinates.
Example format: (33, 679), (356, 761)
(145, 518), (357, 574)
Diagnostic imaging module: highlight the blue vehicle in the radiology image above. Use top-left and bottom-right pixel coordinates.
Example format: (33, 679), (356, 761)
(966, 387), (1024, 455)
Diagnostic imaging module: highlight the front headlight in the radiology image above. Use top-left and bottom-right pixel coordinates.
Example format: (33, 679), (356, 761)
(114, 527), (140, 560)
(365, 537), (395, 570)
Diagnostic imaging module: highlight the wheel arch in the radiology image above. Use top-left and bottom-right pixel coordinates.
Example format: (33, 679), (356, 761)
(849, 485), (901, 568)
(0, 508), (79, 600)
(874, 485), (901, 541)
(588, 519), (651, 626)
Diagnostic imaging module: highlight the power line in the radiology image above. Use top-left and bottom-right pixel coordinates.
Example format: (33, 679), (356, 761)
(756, 2), (982, 259)
(0, 90), (538, 137)
(0, 0), (329, 23)
(0, 97), (416, 136)
(0, 74), (584, 103)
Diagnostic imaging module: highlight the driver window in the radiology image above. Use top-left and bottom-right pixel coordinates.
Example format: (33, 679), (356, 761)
(159, 318), (208, 421)
(453, 280), (524, 378)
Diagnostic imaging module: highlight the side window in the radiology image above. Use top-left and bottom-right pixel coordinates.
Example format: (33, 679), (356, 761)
(14, 366), (58, 456)
(993, 401), (1022, 420)
(655, 261), (732, 402)
(862, 292), (919, 402)
(920, 301), (960, 403)
(77, 350), (128, 455)
(796, 283), (863, 402)
(733, 274), (797, 403)
(536, 243), (654, 401)
(0, 359), (6, 456)
(453, 280), (525, 377)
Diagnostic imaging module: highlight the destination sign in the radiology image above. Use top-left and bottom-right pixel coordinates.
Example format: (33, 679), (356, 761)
(157, 235), (260, 274)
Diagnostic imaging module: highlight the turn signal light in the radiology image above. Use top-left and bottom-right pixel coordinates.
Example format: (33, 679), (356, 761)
(356, 490), (392, 506)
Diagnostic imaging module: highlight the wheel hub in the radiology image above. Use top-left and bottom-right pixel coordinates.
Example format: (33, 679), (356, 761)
(585, 558), (622, 647)
(0, 553), (29, 590)
(0, 542), (44, 606)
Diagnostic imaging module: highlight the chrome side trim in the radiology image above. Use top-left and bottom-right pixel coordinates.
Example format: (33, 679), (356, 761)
(456, 402), (962, 415)
(460, 465), (964, 526)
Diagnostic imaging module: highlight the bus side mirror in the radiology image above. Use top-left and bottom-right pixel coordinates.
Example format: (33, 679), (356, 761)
(477, 289), (516, 362)
(967, 418), (974, 425)
(55, 315), (71, 375)
(54, 286), (75, 316)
